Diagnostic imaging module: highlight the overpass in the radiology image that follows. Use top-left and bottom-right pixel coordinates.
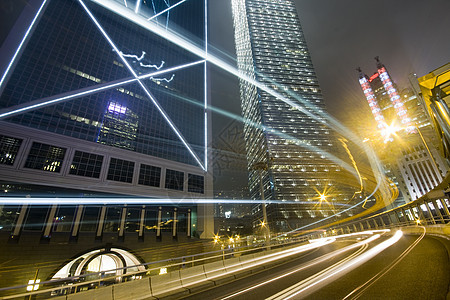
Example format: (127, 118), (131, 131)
(0, 224), (448, 299)
(0, 176), (449, 299)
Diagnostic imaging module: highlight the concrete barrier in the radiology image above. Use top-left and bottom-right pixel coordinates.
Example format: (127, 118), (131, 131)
(113, 278), (153, 300)
(402, 225), (450, 238)
(179, 265), (214, 292)
(223, 257), (243, 274)
(150, 270), (188, 298)
(238, 253), (255, 266)
(203, 260), (227, 279)
(67, 285), (113, 300)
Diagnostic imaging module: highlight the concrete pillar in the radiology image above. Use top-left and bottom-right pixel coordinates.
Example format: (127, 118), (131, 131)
(416, 204), (427, 225)
(360, 223), (364, 231)
(156, 206), (162, 240)
(431, 200), (445, 223)
(71, 205), (84, 238)
(424, 201), (436, 224)
(138, 206), (145, 240)
(438, 199), (450, 220)
(173, 208), (178, 239)
(353, 224), (358, 232)
(392, 212), (401, 224)
(118, 206), (127, 238)
(366, 220), (371, 229)
(187, 209), (191, 237)
(11, 205), (28, 238)
(42, 205), (58, 239)
(96, 206), (107, 239)
(198, 203), (214, 239)
(401, 208), (409, 224)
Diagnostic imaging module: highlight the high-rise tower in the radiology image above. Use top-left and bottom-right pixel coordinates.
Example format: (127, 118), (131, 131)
(231, 0), (357, 232)
(0, 0), (213, 256)
(358, 59), (447, 204)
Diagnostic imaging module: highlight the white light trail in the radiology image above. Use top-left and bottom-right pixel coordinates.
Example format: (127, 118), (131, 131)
(182, 237), (338, 294)
(221, 234), (382, 300)
(140, 60), (165, 70)
(135, 0), (141, 14)
(0, 0), (387, 209)
(92, 0), (387, 201)
(268, 230), (403, 300)
(150, 74), (175, 82)
(0, 60), (204, 119)
(147, 0), (188, 21)
(343, 227), (425, 299)
(204, 0), (208, 171)
(118, 50), (146, 61)
(0, 0), (48, 90)
(0, 197), (354, 206)
(117, 50), (166, 70)
(79, 0), (205, 170)
(0, 78), (134, 119)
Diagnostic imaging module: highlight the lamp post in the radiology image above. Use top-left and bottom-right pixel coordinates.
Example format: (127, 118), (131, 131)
(251, 161), (271, 248)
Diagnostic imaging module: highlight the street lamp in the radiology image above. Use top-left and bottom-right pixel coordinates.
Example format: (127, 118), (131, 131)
(251, 161), (271, 248)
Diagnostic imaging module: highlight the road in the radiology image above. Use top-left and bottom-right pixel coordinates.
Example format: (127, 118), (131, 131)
(182, 231), (450, 299)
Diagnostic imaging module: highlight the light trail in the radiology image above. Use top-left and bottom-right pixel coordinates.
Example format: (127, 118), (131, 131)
(79, 0), (205, 170)
(268, 230), (403, 300)
(118, 50), (146, 61)
(220, 233), (382, 300)
(178, 237), (338, 294)
(339, 138), (364, 195)
(147, 0), (188, 21)
(0, 0), (48, 90)
(0, 197), (353, 206)
(343, 227), (425, 300)
(135, 0), (141, 14)
(140, 61), (165, 70)
(204, 0), (208, 172)
(0, 60), (204, 119)
(0, 0), (392, 217)
(150, 74), (175, 82)
(91, 0), (389, 204)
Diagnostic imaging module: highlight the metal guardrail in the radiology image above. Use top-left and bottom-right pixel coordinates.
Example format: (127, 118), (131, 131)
(0, 234), (314, 299)
(1, 195), (449, 299)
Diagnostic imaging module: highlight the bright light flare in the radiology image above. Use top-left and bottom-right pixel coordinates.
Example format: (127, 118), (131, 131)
(222, 234), (383, 300)
(269, 230), (403, 300)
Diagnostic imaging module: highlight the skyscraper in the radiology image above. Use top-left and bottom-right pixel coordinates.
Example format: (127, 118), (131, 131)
(358, 57), (415, 142)
(0, 1), (213, 287)
(358, 59), (447, 204)
(231, 0), (357, 232)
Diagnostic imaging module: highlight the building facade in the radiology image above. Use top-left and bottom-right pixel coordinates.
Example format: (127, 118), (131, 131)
(231, 0), (359, 232)
(0, 0), (213, 289)
(358, 58), (447, 204)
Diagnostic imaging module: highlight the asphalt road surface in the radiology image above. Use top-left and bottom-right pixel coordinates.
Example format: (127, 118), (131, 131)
(182, 232), (449, 300)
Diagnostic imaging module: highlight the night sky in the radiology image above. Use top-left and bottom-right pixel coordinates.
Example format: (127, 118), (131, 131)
(2, 0), (449, 130)
(209, 0), (450, 129)
(1, 1), (449, 193)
